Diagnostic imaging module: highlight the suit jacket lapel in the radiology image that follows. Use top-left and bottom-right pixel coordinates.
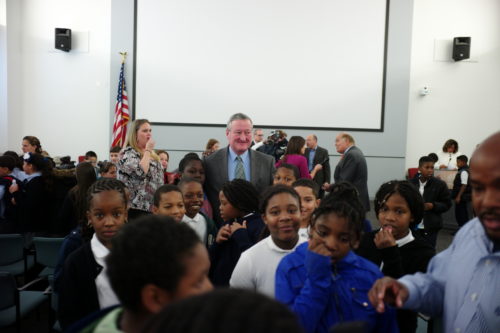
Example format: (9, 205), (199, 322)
(313, 148), (321, 164)
(249, 149), (256, 183)
(220, 147), (229, 182)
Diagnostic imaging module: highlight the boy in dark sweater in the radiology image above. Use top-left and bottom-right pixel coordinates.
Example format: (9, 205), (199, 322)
(410, 156), (452, 248)
(451, 155), (471, 227)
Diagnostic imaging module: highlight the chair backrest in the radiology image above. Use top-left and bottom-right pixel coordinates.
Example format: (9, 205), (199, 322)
(0, 234), (24, 265)
(33, 237), (65, 268)
(0, 272), (16, 310)
(408, 167), (419, 179)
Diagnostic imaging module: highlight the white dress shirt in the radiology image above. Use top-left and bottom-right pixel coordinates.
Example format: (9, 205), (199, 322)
(90, 234), (120, 309)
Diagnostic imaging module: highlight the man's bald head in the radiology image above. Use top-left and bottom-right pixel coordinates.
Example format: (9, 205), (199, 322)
(470, 131), (500, 242)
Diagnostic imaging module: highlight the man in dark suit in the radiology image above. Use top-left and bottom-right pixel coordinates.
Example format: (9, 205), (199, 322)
(331, 132), (370, 211)
(305, 134), (330, 198)
(204, 113), (275, 223)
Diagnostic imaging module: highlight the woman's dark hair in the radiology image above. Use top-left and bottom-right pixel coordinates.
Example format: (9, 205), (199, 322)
(82, 178), (128, 241)
(72, 162), (98, 228)
(156, 149), (169, 160)
(153, 184), (183, 207)
(311, 182), (365, 245)
(442, 139), (459, 153)
(221, 179), (259, 215)
(3, 151), (23, 169)
(284, 136), (306, 156)
(205, 138), (219, 151)
(23, 136), (42, 154)
(142, 288), (304, 333)
(178, 153), (202, 173)
(276, 163), (299, 180)
(107, 215), (201, 313)
(374, 180), (424, 229)
(99, 161), (116, 174)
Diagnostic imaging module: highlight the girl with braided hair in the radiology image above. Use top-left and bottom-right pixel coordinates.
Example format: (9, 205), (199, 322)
(275, 183), (398, 333)
(58, 178), (128, 331)
(209, 179), (265, 286)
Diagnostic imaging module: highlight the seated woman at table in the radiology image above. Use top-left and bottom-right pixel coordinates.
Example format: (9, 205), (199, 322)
(436, 139), (461, 170)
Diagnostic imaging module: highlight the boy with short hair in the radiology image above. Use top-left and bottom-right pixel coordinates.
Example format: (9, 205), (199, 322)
(85, 151), (98, 167)
(292, 179), (320, 241)
(109, 146), (121, 164)
(451, 155), (471, 227)
(85, 151), (99, 177)
(178, 178), (218, 247)
(410, 156), (452, 248)
(152, 185), (186, 222)
(74, 215), (213, 333)
(273, 164), (299, 186)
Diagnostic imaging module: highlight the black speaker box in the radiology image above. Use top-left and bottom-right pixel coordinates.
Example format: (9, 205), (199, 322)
(55, 28), (71, 52)
(452, 37), (471, 61)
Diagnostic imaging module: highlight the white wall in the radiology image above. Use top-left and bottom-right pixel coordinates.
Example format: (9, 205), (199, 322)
(3, 0), (111, 161)
(0, 0), (8, 148)
(405, 0), (500, 168)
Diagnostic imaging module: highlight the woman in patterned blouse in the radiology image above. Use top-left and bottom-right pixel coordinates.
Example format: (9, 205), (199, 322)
(117, 119), (164, 220)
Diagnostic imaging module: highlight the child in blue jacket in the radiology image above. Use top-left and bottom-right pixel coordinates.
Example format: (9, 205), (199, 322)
(275, 186), (398, 333)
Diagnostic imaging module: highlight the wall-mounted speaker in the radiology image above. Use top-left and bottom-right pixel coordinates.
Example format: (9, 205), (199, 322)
(452, 37), (471, 61)
(55, 28), (71, 52)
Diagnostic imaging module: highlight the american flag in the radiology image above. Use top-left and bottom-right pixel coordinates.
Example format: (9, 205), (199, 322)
(112, 62), (130, 147)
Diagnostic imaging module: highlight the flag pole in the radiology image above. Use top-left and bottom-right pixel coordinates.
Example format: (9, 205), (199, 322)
(119, 51), (127, 64)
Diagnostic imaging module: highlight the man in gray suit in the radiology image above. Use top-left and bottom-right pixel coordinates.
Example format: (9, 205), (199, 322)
(204, 113), (275, 223)
(331, 132), (370, 211)
(305, 134), (331, 198)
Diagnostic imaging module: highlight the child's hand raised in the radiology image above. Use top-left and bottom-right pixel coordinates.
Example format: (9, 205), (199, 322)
(216, 225), (231, 243)
(230, 220), (247, 234)
(374, 227), (396, 249)
(308, 231), (331, 257)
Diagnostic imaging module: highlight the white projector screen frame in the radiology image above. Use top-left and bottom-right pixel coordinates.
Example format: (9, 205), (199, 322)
(134, 0), (388, 130)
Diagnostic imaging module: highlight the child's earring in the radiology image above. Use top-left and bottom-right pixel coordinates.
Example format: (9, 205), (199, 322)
(87, 220), (92, 227)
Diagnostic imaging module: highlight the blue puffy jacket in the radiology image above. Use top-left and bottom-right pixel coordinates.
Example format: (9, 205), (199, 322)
(275, 242), (399, 333)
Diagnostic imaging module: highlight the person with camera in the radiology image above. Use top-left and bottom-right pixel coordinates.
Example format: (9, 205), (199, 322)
(256, 129), (288, 162)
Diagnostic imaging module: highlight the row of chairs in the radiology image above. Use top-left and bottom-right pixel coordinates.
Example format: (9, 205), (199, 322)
(0, 234), (64, 332)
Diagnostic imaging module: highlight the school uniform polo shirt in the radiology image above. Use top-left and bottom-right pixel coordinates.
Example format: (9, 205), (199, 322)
(181, 213), (207, 242)
(229, 236), (301, 298)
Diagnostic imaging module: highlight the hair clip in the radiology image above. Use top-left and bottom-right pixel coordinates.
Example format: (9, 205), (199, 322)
(23, 152), (31, 161)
